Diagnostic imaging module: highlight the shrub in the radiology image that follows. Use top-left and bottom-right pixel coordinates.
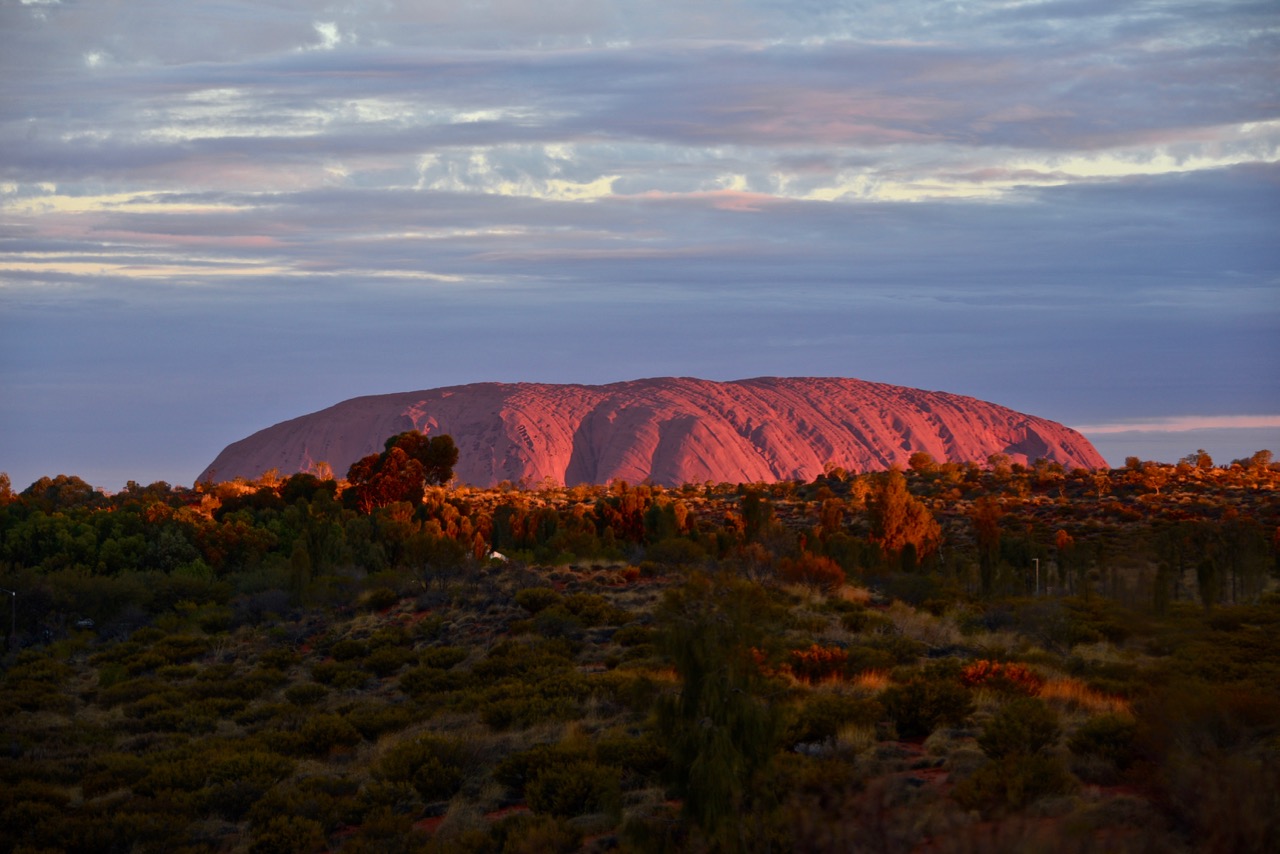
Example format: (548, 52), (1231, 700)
(515, 586), (562, 614)
(400, 665), (466, 698)
(880, 677), (973, 739)
(778, 553), (846, 591)
(788, 644), (850, 683)
(329, 638), (368, 661)
(493, 743), (590, 791)
(491, 813), (583, 854)
(525, 760), (621, 818)
(952, 754), (1075, 814)
(378, 734), (472, 802)
(960, 660), (1045, 696)
(284, 682), (328, 706)
(298, 714), (362, 756)
(787, 692), (883, 746)
(977, 697), (1061, 759)
(1068, 713), (1138, 770)
(250, 815), (326, 854)
(364, 646), (416, 677)
(344, 701), (414, 740)
(418, 644), (469, 669)
(363, 587), (400, 612)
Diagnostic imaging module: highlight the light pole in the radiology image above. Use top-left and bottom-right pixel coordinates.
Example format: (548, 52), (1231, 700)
(0, 588), (14, 652)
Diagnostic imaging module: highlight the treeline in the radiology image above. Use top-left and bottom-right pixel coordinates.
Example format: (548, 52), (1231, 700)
(0, 446), (1276, 646)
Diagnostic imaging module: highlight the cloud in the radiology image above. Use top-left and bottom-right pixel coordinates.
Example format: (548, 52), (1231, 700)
(1, 0), (1277, 489)
(1073, 416), (1280, 435)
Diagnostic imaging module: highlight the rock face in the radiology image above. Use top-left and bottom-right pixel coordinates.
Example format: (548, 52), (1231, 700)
(198, 377), (1106, 487)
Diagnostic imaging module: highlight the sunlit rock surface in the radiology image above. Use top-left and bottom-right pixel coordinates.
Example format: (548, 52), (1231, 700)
(199, 377), (1107, 486)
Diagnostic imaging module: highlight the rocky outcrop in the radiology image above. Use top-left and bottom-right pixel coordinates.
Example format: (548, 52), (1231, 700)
(198, 377), (1106, 486)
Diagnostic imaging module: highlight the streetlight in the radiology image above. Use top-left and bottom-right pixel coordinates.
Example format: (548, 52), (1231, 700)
(0, 588), (14, 652)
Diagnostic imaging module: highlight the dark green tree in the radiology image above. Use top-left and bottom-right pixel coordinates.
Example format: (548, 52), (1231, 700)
(656, 574), (782, 846)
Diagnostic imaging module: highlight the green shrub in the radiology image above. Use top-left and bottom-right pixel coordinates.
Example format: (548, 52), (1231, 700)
(525, 760), (621, 818)
(419, 644), (469, 669)
(329, 638), (368, 661)
(400, 665), (466, 698)
(515, 586), (562, 614)
(492, 812), (583, 854)
(493, 742), (590, 792)
(344, 701), (414, 740)
(298, 713), (362, 756)
(787, 692), (884, 745)
(363, 587), (400, 612)
(378, 734), (472, 802)
(250, 815), (326, 854)
(284, 682), (328, 706)
(594, 731), (670, 781)
(953, 753), (1075, 814)
(977, 697), (1061, 759)
(1068, 713), (1138, 770)
(364, 645), (416, 677)
(880, 677), (973, 739)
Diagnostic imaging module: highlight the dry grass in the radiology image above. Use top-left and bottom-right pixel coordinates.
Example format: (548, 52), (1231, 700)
(884, 600), (962, 648)
(1039, 678), (1132, 716)
(852, 669), (891, 694)
(835, 584), (874, 605)
(836, 723), (878, 754)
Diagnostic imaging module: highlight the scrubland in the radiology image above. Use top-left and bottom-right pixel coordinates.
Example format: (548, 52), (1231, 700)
(0, 452), (1276, 852)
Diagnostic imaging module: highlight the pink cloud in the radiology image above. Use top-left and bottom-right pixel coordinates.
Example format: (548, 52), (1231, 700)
(1074, 415), (1280, 434)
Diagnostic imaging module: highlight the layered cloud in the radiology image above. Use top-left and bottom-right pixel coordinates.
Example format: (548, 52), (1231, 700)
(1, 0), (1277, 488)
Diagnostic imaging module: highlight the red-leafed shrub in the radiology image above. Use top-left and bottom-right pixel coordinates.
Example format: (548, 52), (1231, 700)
(961, 660), (1045, 696)
(777, 553), (846, 591)
(788, 644), (850, 683)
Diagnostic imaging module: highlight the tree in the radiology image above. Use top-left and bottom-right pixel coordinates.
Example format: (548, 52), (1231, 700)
(867, 468), (941, 563)
(973, 497), (1003, 596)
(656, 574), (781, 844)
(344, 433), (458, 513)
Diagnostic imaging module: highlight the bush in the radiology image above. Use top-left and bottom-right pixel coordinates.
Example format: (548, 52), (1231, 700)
(491, 813), (583, 854)
(977, 697), (1060, 759)
(1068, 713), (1138, 770)
(953, 753), (1075, 814)
(250, 815), (326, 854)
(378, 734), (472, 802)
(515, 587), (562, 614)
(525, 760), (621, 818)
(493, 743), (590, 792)
(363, 587), (400, 612)
(788, 644), (850, 683)
(960, 660), (1045, 696)
(298, 714), (362, 756)
(787, 692), (883, 746)
(329, 638), (368, 661)
(364, 646), (416, 677)
(284, 682), (328, 706)
(880, 677), (973, 740)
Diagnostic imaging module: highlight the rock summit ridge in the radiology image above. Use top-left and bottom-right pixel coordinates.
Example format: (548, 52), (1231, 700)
(198, 376), (1106, 487)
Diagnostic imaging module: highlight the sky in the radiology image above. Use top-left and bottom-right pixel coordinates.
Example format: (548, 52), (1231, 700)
(2, 0), (1278, 492)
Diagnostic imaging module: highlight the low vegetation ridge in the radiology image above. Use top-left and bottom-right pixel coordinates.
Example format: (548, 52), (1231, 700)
(0, 448), (1276, 852)
(199, 376), (1108, 487)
